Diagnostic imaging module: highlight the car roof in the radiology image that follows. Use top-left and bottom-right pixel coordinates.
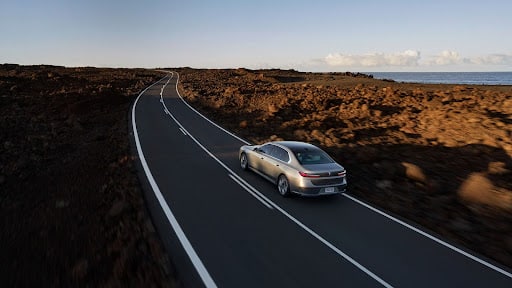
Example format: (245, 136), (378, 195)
(270, 141), (320, 151)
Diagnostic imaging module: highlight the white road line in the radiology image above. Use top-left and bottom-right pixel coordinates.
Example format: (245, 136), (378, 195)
(342, 193), (512, 279)
(132, 74), (217, 288)
(173, 73), (251, 145)
(228, 172), (275, 208)
(162, 73), (393, 288)
(228, 174), (274, 209)
(171, 71), (512, 280)
(159, 82), (275, 210)
(162, 103), (276, 211)
(178, 127), (187, 135)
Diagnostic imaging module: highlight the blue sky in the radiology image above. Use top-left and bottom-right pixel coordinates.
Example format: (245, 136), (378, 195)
(1, 0), (511, 71)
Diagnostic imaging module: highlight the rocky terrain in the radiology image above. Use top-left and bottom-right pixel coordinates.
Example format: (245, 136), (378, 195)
(0, 65), (179, 287)
(177, 68), (512, 268)
(1, 65), (510, 286)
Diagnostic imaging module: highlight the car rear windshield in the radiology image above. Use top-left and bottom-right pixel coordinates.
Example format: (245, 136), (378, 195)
(292, 148), (334, 165)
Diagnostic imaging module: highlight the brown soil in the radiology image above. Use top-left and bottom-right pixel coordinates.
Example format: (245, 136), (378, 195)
(177, 68), (512, 268)
(1, 65), (510, 286)
(0, 65), (179, 287)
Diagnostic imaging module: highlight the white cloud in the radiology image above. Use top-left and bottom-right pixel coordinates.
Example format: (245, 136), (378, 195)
(424, 51), (512, 67)
(322, 50), (512, 71)
(325, 50), (420, 67)
(426, 50), (461, 65)
(467, 54), (512, 65)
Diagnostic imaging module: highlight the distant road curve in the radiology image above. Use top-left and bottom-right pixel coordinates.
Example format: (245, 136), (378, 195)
(131, 72), (512, 288)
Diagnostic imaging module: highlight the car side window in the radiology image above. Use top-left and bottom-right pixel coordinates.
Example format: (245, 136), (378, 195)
(259, 144), (271, 154)
(266, 145), (278, 159)
(271, 145), (290, 162)
(278, 147), (290, 162)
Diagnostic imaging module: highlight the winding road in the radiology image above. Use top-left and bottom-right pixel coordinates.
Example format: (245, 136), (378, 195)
(131, 72), (512, 287)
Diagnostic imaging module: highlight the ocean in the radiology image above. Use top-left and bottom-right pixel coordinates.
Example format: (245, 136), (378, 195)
(371, 72), (512, 85)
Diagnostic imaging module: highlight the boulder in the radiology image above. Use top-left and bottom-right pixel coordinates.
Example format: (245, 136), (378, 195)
(458, 173), (512, 210)
(401, 162), (427, 183)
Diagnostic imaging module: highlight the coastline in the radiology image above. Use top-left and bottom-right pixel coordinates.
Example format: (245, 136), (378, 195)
(371, 71), (512, 85)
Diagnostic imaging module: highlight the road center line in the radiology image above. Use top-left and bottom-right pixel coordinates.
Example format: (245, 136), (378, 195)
(228, 174), (274, 209)
(158, 93), (275, 210)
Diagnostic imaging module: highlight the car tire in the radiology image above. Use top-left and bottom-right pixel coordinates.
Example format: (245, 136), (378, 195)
(240, 153), (249, 170)
(277, 174), (291, 197)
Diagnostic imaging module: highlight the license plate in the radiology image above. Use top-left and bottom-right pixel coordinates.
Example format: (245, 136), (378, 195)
(325, 187), (335, 193)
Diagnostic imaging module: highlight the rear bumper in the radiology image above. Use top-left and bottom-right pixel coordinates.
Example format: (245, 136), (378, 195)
(292, 184), (347, 197)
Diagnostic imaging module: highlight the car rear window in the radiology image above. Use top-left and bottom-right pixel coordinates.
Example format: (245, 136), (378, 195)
(292, 148), (333, 165)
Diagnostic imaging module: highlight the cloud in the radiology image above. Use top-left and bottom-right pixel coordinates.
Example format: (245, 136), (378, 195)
(466, 54), (512, 65)
(325, 50), (420, 67)
(323, 50), (512, 70)
(423, 51), (512, 67)
(426, 50), (461, 65)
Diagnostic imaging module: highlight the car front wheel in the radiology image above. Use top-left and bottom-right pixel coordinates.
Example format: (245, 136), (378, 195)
(277, 175), (291, 197)
(240, 153), (249, 170)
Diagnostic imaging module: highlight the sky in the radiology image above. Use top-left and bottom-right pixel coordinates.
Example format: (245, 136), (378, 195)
(1, 0), (511, 72)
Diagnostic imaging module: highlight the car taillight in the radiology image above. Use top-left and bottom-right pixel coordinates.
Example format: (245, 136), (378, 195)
(338, 171), (346, 177)
(299, 171), (321, 178)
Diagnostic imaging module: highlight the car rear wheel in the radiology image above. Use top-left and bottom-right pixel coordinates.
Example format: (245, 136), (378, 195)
(277, 175), (291, 197)
(240, 153), (249, 170)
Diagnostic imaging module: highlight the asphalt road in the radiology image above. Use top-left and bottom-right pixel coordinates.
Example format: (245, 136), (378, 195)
(131, 73), (512, 287)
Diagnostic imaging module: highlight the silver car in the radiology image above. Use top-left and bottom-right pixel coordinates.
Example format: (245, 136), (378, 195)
(239, 141), (347, 197)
